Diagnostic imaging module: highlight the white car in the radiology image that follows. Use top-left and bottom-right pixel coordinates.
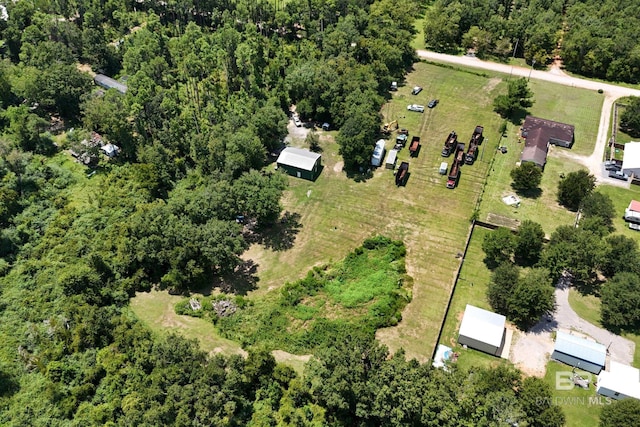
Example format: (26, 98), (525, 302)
(407, 104), (425, 113)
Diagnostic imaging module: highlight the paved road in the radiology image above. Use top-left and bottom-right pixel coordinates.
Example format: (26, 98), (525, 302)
(416, 50), (640, 184)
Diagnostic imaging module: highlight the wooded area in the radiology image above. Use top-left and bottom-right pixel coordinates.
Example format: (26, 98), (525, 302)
(424, 0), (640, 83)
(0, 0), (569, 424)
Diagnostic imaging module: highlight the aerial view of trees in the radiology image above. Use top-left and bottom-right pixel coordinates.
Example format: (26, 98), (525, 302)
(493, 78), (534, 122)
(422, 0), (640, 84)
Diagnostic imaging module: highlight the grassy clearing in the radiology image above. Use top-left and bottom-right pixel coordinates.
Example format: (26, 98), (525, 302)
(438, 226), (511, 370)
(215, 237), (410, 354)
(543, 361), (604, 427)
(130, 290), (246, 356)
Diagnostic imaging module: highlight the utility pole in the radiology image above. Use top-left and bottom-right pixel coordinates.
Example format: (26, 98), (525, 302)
(528, 59), (536, 81)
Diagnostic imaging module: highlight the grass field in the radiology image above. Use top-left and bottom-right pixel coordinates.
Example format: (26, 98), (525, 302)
(543, 361), (604, 427)
(437, 226), (511, 371)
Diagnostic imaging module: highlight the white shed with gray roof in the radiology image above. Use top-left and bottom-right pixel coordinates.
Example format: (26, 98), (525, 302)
(551, 331), (606, 374)
(458, 304), (506, 356)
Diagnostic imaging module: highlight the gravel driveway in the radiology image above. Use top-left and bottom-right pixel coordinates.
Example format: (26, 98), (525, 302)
(510, 278), (635, 375)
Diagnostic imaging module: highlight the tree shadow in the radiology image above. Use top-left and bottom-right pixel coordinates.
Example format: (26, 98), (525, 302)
(203, 259), (260, 296)
(247, 211), (302, 251)
(345, 167), (374, 182)
(513, 186), (542, 199)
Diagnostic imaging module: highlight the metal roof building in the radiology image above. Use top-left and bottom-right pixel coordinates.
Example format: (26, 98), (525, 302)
(551, 331), (606, 374)
(276, 147), (322, 180)
(622, 142), (640, 178)
(94, 74), (128, 94)
(458, 304), (506, 356)
(597, 361), (640, 401)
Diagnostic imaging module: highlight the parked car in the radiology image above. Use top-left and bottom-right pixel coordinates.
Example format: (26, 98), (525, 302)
(608, 170), (629, 181)
(411, 86), (422, 95)
(604, 160), (621, 171)
(407, 104), (425, 113)
(428, 99), (439, 108)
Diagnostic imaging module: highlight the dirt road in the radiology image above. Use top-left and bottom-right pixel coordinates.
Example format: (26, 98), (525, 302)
(416, 50), (640, 183)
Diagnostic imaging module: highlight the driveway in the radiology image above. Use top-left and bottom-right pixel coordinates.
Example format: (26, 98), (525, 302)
(554, 278), (635, 365)
(416, 50), (640, 185)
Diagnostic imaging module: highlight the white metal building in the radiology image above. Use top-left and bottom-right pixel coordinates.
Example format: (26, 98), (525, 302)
(597, 361), (640, 401)
(458, 304), (506, 356)
(551, 331), (607, 374)
(622, 141), (640, 178)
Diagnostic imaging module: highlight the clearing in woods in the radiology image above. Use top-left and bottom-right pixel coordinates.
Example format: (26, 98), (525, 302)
(130, 61), (606, 362)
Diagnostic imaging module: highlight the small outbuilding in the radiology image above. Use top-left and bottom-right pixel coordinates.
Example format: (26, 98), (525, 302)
(94, 74), (128, 94)
(385, 149), (398, 169)
(551, 331), (606, 374)
(276, 147), (322, 180)
(622, 141), (640, 178)
(597, 361), (640, 401)
(458, 304), (506, 356)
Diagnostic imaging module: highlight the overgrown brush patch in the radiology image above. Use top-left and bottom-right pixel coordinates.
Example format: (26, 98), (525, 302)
(177, 236), (412, 354)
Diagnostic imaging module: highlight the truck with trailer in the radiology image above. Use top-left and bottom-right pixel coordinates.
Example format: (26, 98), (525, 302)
(446, 161), (460, 189)
(396, 162), (409, 186)
(441, 131), (457, 157)
(409, 136), (421, 157)
(465, 125), (483, 164)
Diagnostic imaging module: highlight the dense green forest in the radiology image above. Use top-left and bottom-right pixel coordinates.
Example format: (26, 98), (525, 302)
(3, 0), (631, 423)
(424, 0), (640, 84)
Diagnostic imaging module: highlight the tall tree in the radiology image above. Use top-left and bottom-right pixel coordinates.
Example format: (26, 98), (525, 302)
(557, 170), (596, 211)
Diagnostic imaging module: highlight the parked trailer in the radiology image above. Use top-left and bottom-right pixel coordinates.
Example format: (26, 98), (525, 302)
(471, 125), (484, 144)
(454, 143), (466, 165)
(446, 162), (460, 189)
(441, 131), (457, 157)
(409, 136), (421, 157)
(465, 143), (478, 165)
(396, 162), (409, 186)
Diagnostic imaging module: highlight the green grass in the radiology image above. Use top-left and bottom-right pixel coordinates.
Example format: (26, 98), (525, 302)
(437, 227), (510, 370)
(597, 184), (640, 240)
(215, 237), (410, 354)
(568, 288), (640, 368)
(544, 361), (604, 427)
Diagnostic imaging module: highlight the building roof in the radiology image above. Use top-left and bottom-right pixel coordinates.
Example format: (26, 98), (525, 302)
(622, 142), (640, 173)
(520, 116), (574, 167)
(554, 331), (606, 367)
(459, 304), (506, 348)
(94, 74), (128, 94)
(597, 361), (640, 400)
(521, 128), (549, 167)
(276, 147), (321, 171)
(629, 200), (640, 213)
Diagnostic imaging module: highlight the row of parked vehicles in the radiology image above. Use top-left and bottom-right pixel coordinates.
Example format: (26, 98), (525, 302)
(443, 126), (484, 189)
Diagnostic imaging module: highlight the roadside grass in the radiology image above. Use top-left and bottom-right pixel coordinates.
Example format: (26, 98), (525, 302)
(596, 184), (640, 240)
(568, 289), (640, 368)
(437, 226), (510, 370)
(543, 361), (604, 427)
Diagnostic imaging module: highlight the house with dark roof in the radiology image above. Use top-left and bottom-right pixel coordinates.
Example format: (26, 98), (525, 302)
(520, 116), (575, 169)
